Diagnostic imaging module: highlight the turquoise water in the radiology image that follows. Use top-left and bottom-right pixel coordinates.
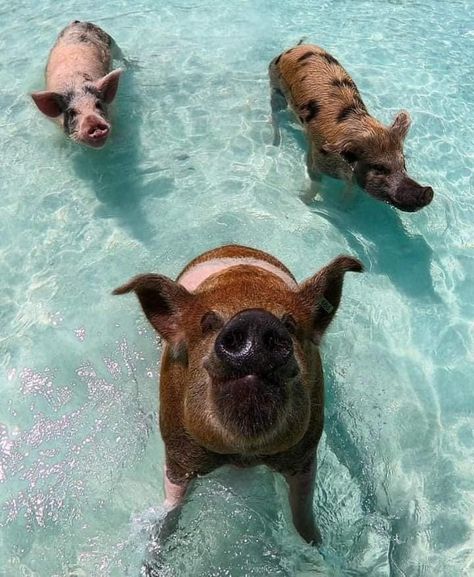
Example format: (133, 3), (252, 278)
(1, 0), (473, 575)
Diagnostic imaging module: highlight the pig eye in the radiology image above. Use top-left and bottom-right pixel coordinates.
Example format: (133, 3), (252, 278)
(95, 101), (104, 112)
(201, 311), (224, 334)
(282, 313), (297, 335)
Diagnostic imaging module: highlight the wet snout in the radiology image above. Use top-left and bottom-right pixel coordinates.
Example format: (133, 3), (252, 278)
(214, 309), (294, 376)
(391, 177), (434, 212)
(81, 115), (110, 147)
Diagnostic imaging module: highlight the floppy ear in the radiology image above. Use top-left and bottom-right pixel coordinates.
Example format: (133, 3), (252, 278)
(299, 256), (363, 344)
(95, 69), (122, 103)
(31, 91), (64, 117)
(321, 138), (361, 165)
(113, 274), (194, 344)
(390, 110), (411, 141)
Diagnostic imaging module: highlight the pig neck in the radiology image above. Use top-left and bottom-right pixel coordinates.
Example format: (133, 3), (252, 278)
(178, 257), (298, 292)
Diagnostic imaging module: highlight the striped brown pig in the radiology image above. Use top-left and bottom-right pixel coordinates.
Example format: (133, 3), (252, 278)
(269, 44), (433, 212)
(31, 21), (122, 148)
(114, 244), (362, 544)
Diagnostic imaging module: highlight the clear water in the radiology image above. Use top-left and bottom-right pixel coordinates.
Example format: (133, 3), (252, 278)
(1, 0), (473, 575)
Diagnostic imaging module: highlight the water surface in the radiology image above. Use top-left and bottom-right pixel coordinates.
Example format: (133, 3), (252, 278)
(0, 1), (473, 575)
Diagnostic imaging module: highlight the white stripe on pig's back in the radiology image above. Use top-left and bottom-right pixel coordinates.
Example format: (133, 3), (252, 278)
(178, 257), (298, 292)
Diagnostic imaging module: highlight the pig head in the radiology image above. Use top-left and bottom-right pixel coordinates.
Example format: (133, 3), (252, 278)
(114, 245), (362, 544)
(322, 110), (434, 212)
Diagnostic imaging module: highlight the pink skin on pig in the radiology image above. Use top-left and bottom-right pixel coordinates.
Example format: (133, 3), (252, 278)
(31, 21), (122, 148)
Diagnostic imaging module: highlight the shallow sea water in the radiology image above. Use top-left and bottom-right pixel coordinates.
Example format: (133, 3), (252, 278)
(1, 0), (473, 575)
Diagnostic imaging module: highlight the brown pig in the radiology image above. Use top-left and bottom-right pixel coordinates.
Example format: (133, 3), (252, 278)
(269, 44), (434, 212)
(113, 244), (362, 544)
(31, 21), (122, 148)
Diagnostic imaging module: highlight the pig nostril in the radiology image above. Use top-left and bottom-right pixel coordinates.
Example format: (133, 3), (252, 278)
(263, 330), (291, 358)
(222, 329), (246, 353)
(88, 125), (109, 138)
(422, 186), (434, 204)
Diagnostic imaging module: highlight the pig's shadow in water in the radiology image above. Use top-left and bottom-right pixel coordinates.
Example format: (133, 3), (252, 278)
(308, 188), (438, 301)
(70, 68), (172, 244)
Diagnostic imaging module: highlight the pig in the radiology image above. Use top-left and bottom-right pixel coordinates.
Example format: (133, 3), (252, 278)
(269, 44), (434, 212)
(113, 244), (362, 544)
(31, 21), (122, 148)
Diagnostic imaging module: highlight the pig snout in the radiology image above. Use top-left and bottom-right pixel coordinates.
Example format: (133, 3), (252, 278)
(214, 309), (294, 376)
(208, 309), (297, 439)
(81, 115), (110, 147)
(390, 177), (434, 212)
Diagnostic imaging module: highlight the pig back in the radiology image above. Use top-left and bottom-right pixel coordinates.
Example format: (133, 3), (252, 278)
(46, 22), (112, 90)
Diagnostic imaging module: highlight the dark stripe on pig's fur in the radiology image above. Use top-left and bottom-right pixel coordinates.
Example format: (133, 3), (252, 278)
(84, 84), (102, 98)
(337, 104), (361, 123)
(321, 52), (339, 65)
(301, 99), (320, 122)
(274, 54), (282, 65)
(79, 72), (94, 82)
(332, 77), (357, 90)
(298, 51), (316, 63)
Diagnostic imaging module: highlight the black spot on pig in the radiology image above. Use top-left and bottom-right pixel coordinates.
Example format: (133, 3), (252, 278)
(321, 52), (339, 65)
(337, 104), (365, 123)
(84, 84), (102, 98)
(301, 99), (320, 122)
(80, 72), (94, 82)
(63, 107), (78, 136)
(332, 77), (356, 90)
(298, 51), (315, 63)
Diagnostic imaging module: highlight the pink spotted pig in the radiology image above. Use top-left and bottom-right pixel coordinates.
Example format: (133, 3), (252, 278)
(31, 21), (122, 148)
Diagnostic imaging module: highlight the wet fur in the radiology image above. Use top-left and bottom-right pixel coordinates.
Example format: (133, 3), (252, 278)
(269, 44), (433, 210)
(114, 245), (362, 544)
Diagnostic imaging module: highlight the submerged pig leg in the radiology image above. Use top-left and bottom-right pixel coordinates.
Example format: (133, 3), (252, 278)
(283, 458), (321, 545)
(270, 87), (288, 146)
(163, 463), (190, 509)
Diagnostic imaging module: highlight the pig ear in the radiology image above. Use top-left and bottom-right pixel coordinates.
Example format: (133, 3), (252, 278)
(390, 110), (411, 141)
(31, 91), (64, 117)
(113, 274), (193, 343)
(95, 69), (122, 104)
(299, 256), (363, 344)
(321, 139), (361, 165)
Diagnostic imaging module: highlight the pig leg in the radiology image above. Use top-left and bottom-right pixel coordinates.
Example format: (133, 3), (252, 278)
(156, 464), (192, 543)
(163, 463), (190, 510)
(301, 141), (322, 205)
(283, 459), (321, 545)
(306, 141), (322, 182)
(270, 88), (287, 146)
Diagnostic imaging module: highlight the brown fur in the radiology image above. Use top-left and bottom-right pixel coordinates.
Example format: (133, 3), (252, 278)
(269, 44), (433, 211)
(114, 244), (362, 543)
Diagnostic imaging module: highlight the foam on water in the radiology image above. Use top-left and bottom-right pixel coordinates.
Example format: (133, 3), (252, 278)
(1, 1), (473, 576)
